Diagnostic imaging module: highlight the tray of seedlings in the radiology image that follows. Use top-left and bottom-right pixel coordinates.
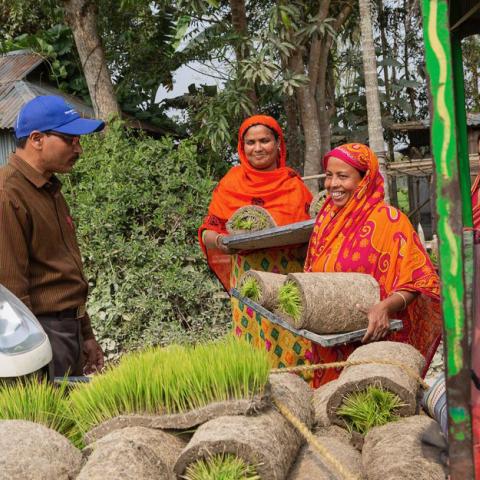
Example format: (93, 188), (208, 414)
(234, 269), (403, 347)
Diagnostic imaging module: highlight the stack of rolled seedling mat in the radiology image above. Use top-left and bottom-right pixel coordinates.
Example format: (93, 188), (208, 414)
(174, 373), (313, 479)
(301, 341), (447, 479)
(323, 341), (425, 428)
(276, 272), (380, 334)
(226, 205), (277, 234)
(239, 270), (287, 310)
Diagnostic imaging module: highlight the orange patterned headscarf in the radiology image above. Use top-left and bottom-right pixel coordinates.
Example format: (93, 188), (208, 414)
(198, 115), (312, 290)
(305, 143), (442, 386)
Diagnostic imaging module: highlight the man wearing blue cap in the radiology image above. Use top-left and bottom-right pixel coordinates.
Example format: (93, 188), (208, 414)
(0, 95), (105, 377)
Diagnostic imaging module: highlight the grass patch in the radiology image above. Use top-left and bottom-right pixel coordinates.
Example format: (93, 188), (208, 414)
(0, 377), (81, 446)
(240, 277), (262, 302)
(337, 385), (405, 434)
(69, 336), (270, 436)
(277, 281), (303, 324)
(183, 453), (260, 480)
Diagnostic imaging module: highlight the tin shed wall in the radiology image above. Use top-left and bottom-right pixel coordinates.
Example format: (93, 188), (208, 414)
(0, 130), (15, 166)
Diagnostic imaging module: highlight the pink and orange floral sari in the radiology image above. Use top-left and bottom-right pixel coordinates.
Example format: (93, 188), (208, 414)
(305, 144), (442, 387)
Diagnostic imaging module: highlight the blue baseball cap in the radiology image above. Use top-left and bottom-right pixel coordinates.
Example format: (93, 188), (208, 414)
(15, 95), (105, 138)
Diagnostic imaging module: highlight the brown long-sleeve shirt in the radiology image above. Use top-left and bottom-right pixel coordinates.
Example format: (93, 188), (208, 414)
(0, 154), (94, 339)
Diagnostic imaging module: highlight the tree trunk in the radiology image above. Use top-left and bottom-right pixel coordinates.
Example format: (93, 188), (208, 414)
(377, 0), (397, 206)
(229, 0), (258, 110)
(62, 0), (121, 120)
(358, 0), (390, 203)
(316, 2), (353, 161)
(292, 50), (322, 194)
(283, 94), (303, 171)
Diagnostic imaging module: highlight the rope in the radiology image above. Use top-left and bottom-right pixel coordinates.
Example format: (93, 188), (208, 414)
(271, 358), (429, 390)
(274, 398), (360, 480)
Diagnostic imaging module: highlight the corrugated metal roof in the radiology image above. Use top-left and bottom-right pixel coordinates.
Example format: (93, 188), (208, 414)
(0, 50), (165, 135)
(0, 80), (96, 129)
(0, 51), (43, 84)
(390, 113), (480, 131)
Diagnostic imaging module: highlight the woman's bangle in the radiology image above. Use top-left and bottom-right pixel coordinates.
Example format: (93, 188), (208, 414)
(391, 291), (407, 311)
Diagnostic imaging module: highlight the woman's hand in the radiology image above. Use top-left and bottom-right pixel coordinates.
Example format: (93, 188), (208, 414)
(202, 230), (234, 254)
(215, 234), (234, 254)
(357, 301), (390, 343)
(357, 290), (418, 343)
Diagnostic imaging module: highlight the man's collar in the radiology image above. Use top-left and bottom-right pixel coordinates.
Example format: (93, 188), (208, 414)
(9, 154), (61, 192)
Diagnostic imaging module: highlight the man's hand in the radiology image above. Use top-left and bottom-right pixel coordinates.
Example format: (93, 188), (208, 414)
(83, 338), (105, 375)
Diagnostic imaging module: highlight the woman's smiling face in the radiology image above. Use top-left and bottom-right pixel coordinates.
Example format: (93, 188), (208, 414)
(243, 125), (279, 171)
(324, 156), (363, 208)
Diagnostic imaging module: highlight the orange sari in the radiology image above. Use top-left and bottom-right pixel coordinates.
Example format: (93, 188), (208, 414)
(305, 144), (442, 387)
(199, 115), (312, 290)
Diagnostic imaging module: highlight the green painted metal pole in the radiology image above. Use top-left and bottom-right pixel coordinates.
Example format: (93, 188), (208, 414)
(451, 35), (473, 227)
(421, 0), (474, 477)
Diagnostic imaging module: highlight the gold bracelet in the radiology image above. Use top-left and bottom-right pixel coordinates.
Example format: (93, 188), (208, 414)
(392, 291), (407, 311)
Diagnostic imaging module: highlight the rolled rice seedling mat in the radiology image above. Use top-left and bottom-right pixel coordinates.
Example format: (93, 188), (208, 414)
(0, 420), (82, 480)
(226, 205), (277, 234)
(84, 388), (271, 444)
(309, 189), (328, 218)
(313, 379), (340, 427)
(70, 337), (270, 442)
(362, 416), (447, 480)
(288, 433), (365, 480)
(174, 373), (313, 480)
(239, 270), (287, 310)
(336, 385), (406, 435)
(183, 453), (261, 480)
(276, 272), (380, 334)
(79, 426), (186, 480)
(326, 342), (425, 427)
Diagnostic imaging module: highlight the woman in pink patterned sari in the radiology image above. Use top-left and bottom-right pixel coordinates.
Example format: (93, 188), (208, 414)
(305, 143), (442, 387)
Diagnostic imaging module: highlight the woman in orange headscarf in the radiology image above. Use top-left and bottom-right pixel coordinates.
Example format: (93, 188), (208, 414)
(199, 115), (313, 290)
(305, 143), (442, 387)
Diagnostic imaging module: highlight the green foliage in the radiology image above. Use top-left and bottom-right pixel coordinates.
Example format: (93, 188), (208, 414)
(62, 123), (230, 357)
(337, 385), (405, 435)
(0, 377), (81, 446)
(239, 277), (262, 302)
(277, 281), (302, 324)
(69, 337), (270, 435)
(183, 453), (260, 480)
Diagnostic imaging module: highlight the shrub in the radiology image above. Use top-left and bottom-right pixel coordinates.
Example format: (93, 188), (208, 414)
(63, 122), (230, 356)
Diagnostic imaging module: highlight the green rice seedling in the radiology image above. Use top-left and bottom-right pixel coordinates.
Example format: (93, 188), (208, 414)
(277, 281), (303, 324)
(183, 453), (260, 480)
(69, 336), (270, 436)
(230, 216), (256, 231)
(229, 208), (272, 232)
(240, 277), (262, 302)
(337, 385), (406, 435)
(0, 377), (81, 446)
